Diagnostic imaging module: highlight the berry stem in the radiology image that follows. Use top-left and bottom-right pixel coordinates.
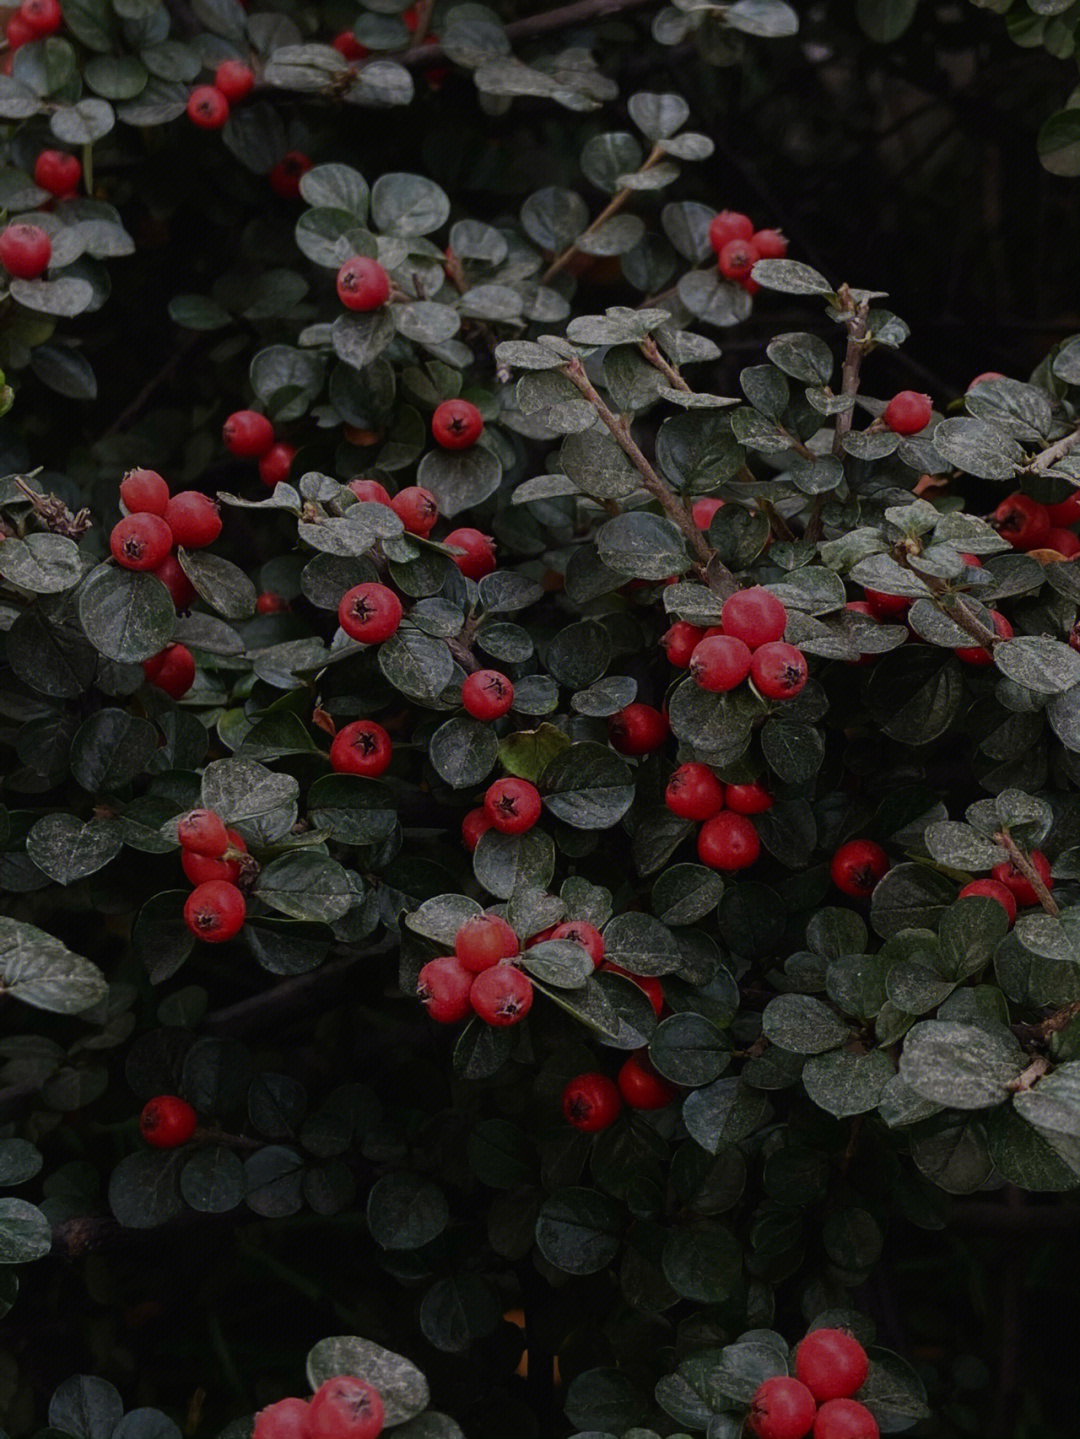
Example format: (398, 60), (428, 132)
(12, 474), (92, 538)
(542, 143), (666, 285)
(1011, 998), (1080, 1048)
(830, 285), (871, 459)
(1006, 1055), (1051, 1092)
(994, 830), (1059, 916)
(560, 358), (719, 571)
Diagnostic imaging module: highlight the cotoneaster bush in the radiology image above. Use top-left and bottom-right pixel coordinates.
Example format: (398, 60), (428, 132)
(2, 2), (1080, 1438)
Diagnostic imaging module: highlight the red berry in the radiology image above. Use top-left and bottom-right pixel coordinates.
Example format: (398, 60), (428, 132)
(120, 467), (169, 515)
(268, 151), (313, 199)
(722, 587), (788, 647)
(484, 778), (542, 835)
(455, 913), (519, 973)
(462, 669), (514, 720)
(752, 228), (788, 258)
(390, 485), (438, 537)
(608, 703), (669, 755)
(139, 1095), (197, 1149)
(308, 1376), (385, 1439)
(33, 149), (80, 197)
(813, 1399), (879, 1439)
(0, 222), (51, 279)
(143, 644), (195, 699)
(882, 390), (932, 435)
(562, 1073), (622, 1132)
(403, 4), (420, 30)
(444, 527), (496, 580)
(954, 609), (1013, 667)
(214, 60), (255, 102)
(164, 491), (222, 549)
(255, 592), (289, 615)
(470, 965), (534, 1026)
(332, 30), (369, 59)
(182, 829), (246, 886)
(698, 812), (760, 871)
(5, 12), (34, 46)
(348, 478), (392, 506)
(253, 1399), (311, 1439)
(741, 275), (761, 296)
(259, 442), (297, 487)
(751, 641), (808, 700)
(831, 840), (890, 897)
(991, 850), (1053, 908)
(461, 807), (492, 852)
(153, 555), (197, 610)
(617, 1053), (676, 1110)
(1047, 526), (1080, 558)
(329, 719), (393, 776)
(708, 210), (754, 254)
(992, 493), (1051, 552)
(691, 496), (724, 530)
(20, 0), (62, 35)
(1047, 490), (1080, 526)
(432, 399), (484, 450)
(176, 808), (228, 857)
(338, 582), (402, 643)
(223, 410), (275, 458)
(665, 762), (724, 821)
(959, 553), (982, 568)
(336, 256), (390, 311)
(601, 962), (664, 1016)
(725, 781), (773, 815)
(862, 587), (911, 620)
(957, 877), (1015, 925)
(550, 920), (604, 968)
(967, 371), (1006, 390)
(417, 955), (474, 1023)
(662, 620), (705, 667)
(690, 634), (753, 692)
(187, 85), (229, 128)
(795, 1328), (870, 1402)
(747, 1377), (817, 1439)
(183, 880), (246, 943)
(718, 237), (759, 282)
(110, 514), (173, 571)
(526, 926), (556, 948)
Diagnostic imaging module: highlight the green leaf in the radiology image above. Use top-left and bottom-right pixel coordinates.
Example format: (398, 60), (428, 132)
(536, 1187), (621, 1275)
(473, 827), (555, 900)
(603, 912), (682, 976)
(540, 743), (634, 830)
(683, 1078), (772, 1153)
(651, 864), (723, 926)
(370, 173), (450, 236)
(802, 1049), (894, 1117)
(429, 716), (500, 789)
(25, 814), (121, 886)
(0, 1198), (51, 1263)
(899, 1021), (1025, 1109)
(596, 512), (689, 581)
(0, 917), (107, 1013)
(649, 1013), (728, 1086)
(367, 1172), (449, 1249)
(416, 446), (502, 518)
(762, 995), (850, 1054)
(255, 853), (354, 923)
(77, 565), (175, 663)
(0, 532), (82, 593)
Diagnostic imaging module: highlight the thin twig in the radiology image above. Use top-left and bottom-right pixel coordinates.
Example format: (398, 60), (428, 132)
(542, 144), (665, 285)
(638, 336), (691, 392)
(560, 357), (714, 568)
(1022, 424), (1080, 476)
(830, 287), (871, 458)
(995, 830), (1059, 917)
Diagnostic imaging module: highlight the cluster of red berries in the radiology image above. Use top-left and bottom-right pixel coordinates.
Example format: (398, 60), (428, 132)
(664, 764), (771, 873)
(187, 59), (257, 130)
(561, 1050), (678, 1129)
(346, 470), (495, 576)
(175, 807), (248, 943)
(417, 913), (534, 1027)
(708, 210), (787, 295)
(139, 1094), (198, 1149)
(222, 408), (297, 487)
(959, 849), (1052, 924)
(459, 777), (544, 846)
(4, 0), (62, 54)
(254, 1376), (385, 1439)
(748, 1330), (877, 1439)
(848, 564), (1012, 668)
(991, 489), (1080, 558)
(663, 587), (808, 702)
(0, 221), (52, 280)
(109, 468), (222, 699)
